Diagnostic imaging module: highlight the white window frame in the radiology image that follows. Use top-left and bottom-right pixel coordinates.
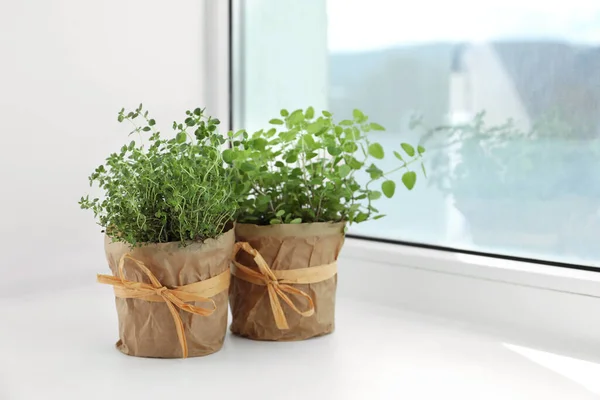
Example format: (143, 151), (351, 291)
(209, 0), (600, 358)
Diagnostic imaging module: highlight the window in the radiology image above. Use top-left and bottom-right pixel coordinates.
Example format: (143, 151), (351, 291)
(232, 0), (600, 267)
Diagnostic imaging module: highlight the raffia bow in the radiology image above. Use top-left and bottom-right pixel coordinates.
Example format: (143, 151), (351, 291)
(231, 242), (337, 330)
(97, 254), (230, 358)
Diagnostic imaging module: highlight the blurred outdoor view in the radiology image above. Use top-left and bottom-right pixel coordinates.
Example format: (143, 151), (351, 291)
(329, 0), (600, 265)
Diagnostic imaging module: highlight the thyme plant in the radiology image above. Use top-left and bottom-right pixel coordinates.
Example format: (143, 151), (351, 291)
(80, 105), (236, 246)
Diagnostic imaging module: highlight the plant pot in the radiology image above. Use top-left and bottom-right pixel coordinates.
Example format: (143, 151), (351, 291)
(101, 227), (234, 358)
(229, 222), (345, 341)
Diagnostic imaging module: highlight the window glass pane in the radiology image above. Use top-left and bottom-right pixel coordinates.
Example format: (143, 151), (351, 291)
(233, 0), (600, 266)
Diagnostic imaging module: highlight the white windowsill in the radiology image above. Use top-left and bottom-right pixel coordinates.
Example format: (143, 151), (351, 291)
(2, 284), (600, 399)
(339, 238), (600, 361)
(342, 238), (600, 296)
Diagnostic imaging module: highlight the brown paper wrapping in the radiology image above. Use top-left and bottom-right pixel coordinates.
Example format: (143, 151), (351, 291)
(103, 227), (234, 358)
(230, 222), (345, 341)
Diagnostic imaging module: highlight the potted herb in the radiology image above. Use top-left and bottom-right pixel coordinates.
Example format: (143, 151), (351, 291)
(224, 107), (426, 340)
(80, 105), (236, 358)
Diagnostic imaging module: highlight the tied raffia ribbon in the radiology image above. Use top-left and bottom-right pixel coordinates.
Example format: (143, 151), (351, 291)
(231, 242), (337, 330)
(97, 254), (230, 358)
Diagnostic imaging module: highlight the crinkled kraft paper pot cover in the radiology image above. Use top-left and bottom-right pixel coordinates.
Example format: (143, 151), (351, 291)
(230, 222), (345, 341)
(103, 227), (234, 358)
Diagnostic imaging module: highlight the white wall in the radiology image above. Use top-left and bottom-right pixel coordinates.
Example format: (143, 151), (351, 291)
(0, 0), (215, 294)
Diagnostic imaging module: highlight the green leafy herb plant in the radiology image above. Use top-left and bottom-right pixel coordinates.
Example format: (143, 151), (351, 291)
(79, 104), (236, 247)
(225, 107), (426, 225)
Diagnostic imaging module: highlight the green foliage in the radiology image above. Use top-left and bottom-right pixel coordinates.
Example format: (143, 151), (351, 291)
(79, 104), (236, 247)
(225, 107), (426, 225)
(381, 180), (396, 198)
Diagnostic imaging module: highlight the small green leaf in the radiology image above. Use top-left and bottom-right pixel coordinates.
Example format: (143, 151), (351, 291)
(348, 204), (361, 213)
(185, 117), (195, 126)
(327, 145), (342, 156)
(322, 110), (332, 117)
(280, 109), (289, 117)
(393, 151), (404, 161)
(142, 126), (151, 132)
(290, 168), (302, 177)
(306, 120), (324, 134)
(252, 138), (268, 151)
(266, 128), (277, 137)
(300, 134), (316, 148)
(417, 145), (426, 155)
(148, 119), (156, 126)
(288, 110), (305, 124)
(382, 180), (396, 198)
(366, 164), (383, 179)
(373, 214), (386, 220)
(222, 149), (235, 163)
(353, 109), (365, 122)
(269, 118), (284, 125)
(347, 157), (363, 170)
(270, 219), (281, 225)
(256, 195), (270, 206)
(368, 191), (381, 200)
(279, 131), (296, 142)
(401, 143), (415, 157)
(344, 128), (357, 141)
(402, 171), (417, 190)
(240, 162), (256, 172)
(305, 106), (315, 119)
(285, 154), (298, 163)
(368, 143), (384, 159)
(117, 115), (124, 122)
(343, 142), (358, 153)
(290, 218), (302, 224)
(193, 108), (202, 116)
(128, 140), (135, 150)
(276, 209), (285, 217)
(176, 132), (187, 143)
(339, 164), (351, 178)
(339, 120), (353, 126)
(355, 212), (368, 223)
(369, 122), (385, 131)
